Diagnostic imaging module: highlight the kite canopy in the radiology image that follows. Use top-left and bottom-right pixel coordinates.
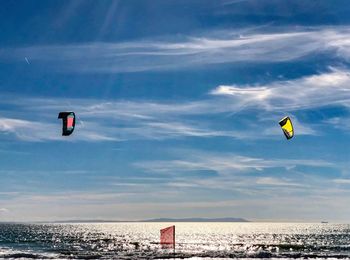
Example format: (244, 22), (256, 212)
(58, 112), (75, 136)
(279, 116), (294, 140)
(160, 225), (175, 249)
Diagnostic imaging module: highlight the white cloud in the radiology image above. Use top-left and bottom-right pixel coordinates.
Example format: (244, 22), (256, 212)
(323, 117), (350, 132)
(4, 26), (350, 72)
(255, 177), (305, 187)
(135, 150), (332, 175)
(333, 178), (350, 184)
(0, 118), (60, 141)
(211, 68), (350, 111)
(0, 208), (9, 213)
(0, 117), (118, 142)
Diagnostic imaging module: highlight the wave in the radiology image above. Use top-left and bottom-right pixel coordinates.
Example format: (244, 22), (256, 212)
(0, 250), (349, 259)
(0, 247), (60, 259)
(2, 242), (350, 259)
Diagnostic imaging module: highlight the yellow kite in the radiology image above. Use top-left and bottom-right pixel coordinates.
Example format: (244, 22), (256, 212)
(279, 116), (294, 140)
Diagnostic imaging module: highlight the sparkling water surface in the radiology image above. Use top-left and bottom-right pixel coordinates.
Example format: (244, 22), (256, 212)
(0, 222), (349, 259)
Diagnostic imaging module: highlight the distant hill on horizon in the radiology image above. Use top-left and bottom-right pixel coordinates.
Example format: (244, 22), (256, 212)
(142, 217), (249, 222)
(48, 217), (249, 223)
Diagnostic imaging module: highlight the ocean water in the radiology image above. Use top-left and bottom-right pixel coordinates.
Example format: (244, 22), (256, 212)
(0, 222), (349, 259)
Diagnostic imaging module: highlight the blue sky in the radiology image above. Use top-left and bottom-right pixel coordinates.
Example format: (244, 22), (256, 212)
(1, 0), (350, 222)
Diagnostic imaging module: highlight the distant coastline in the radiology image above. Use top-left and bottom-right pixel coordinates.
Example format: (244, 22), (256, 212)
(48, 217), (249, 223)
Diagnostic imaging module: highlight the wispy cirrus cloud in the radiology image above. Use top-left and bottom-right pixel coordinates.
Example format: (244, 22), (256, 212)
(0, 117), (118, 142)
(0, 118), (60, 141)
(134, 150), (332, 175)
(3, 26), (350, 73)
(255, 177), (304, 187)
(131, 149), (340, 204)
(0, 160), (344, 222)
(211, 68), (350, 111)
(333, 178), (350, 184)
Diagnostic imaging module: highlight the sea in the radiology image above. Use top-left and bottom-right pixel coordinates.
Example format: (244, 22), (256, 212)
(0, 222), (349, 259)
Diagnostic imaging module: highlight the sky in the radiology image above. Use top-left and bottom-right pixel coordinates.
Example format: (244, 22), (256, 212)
(1, 0), (350, 222)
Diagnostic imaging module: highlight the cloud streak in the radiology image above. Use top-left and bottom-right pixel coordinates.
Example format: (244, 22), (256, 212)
(135, 150), (332, 175)
(3, 26), (350, 73)
(211, 68), (350, 111)
(0, 117), (118, 142)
